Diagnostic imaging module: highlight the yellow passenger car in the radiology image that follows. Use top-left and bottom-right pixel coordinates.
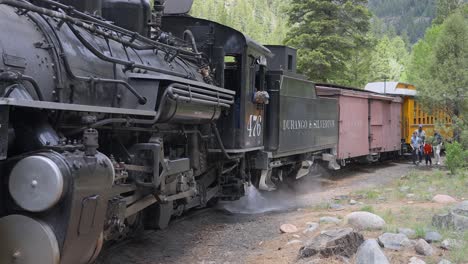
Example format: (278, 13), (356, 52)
(365, 82), (453, 145)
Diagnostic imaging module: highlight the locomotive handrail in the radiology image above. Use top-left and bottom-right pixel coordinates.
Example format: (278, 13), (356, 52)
(0, 0), (194, 79)
(167, 83), (234, 108)
(15, 0), (203, 59)
(67, 81), (234, 134)
(60, 54), (148, 105)
(211, 123), (244, 160)
(26, 9), (149, 106)
(66, 22), (190, 78)
(0, 71), (44, 101)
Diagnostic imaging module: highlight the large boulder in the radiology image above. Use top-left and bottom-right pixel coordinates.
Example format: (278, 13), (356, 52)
(355, 239), (390, 264)
(433, 201), (468, 231)
(378, 233), (411, 250)
(345, 212), (386, 230)
(299, 228), (364, 258)
(415, 239), (434, 256)
(432, 194), (457, 204)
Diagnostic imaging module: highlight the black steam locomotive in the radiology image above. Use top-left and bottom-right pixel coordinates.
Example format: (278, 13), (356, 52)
(0, 1), (339, 263)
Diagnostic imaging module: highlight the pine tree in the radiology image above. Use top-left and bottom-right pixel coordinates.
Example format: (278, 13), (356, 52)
(284, 0), (371, 83)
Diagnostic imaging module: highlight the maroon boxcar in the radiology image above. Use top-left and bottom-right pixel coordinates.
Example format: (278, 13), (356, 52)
(316, 84), (402, 165)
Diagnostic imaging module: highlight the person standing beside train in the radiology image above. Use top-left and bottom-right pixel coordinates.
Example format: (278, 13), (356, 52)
(415, 124), (426, 163)
(433, 131), (443, 165)
(410, 131), (420, 165)
(423, 140), (433, 166)
(415, 124), (426, 139)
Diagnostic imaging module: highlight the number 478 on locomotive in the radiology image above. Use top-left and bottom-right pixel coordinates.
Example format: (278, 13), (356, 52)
(0, 1), (342, 263)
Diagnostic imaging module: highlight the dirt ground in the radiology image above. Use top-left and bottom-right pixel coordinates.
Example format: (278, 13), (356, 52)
(96, 160), (448, 264)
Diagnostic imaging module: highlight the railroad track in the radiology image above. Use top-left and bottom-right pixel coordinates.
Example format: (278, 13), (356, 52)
(95, 207), (215, 264)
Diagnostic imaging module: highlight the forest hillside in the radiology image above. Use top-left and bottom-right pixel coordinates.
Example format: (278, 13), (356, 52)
(368, 0), (436, 43)
(190, 0), (288, 44)
(190, 0), (451, 45)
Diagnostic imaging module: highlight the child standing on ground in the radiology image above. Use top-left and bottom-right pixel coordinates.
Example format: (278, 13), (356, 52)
(423, 141), (433, 166)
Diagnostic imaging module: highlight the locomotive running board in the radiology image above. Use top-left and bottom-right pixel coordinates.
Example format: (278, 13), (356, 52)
(0, 98), (157, 116)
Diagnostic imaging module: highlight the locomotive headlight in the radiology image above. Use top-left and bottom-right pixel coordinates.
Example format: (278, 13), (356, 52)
(9, 155), (65, 212)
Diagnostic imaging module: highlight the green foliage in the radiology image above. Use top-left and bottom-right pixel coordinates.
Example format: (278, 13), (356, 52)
(408, 10), (468, 141)
(449, 231), (468, 263)
(382, 209), (395, 224)
(284, 0), (372, 84)
(445, 142), (468, 174)
(405, 25), (443, 85)
(360, 205), (375, 213)
(368, 0), (437, 43)
(434, 0), (467, 24)
(190, 0), (288, 44)
(368, 35), (409, 82)
(414, 226), (426, 238)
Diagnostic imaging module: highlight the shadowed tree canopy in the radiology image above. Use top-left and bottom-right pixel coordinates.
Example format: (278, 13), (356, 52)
(434, 0), (467, 24)
(284, 0), (371, 83)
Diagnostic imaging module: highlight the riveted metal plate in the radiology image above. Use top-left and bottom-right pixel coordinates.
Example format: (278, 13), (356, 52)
(2, 53), (26, 69)
(0, 215), (60, 264)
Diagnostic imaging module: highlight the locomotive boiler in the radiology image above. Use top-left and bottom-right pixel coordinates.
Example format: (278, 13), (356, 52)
(0, 1), (340, 263)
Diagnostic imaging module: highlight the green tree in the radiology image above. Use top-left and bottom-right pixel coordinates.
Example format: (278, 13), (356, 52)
(284, 0), (372, 83)
(416, 11), (468, 143)
(190, 0), (288, 44)
(405, 25), (443, 84)
(368, 35), (409, 82)
(434, 0), (466, 24)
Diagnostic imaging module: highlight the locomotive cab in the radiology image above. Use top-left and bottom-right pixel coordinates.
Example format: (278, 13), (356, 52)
(162, 16), (273, 151)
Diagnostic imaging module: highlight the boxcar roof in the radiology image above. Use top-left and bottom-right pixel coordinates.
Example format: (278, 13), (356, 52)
(365, 82), (417, 96)
(316, 83), (401, 102)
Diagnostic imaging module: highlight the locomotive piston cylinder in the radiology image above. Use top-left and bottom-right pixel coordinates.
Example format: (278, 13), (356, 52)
(8, 155), (67, 212)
